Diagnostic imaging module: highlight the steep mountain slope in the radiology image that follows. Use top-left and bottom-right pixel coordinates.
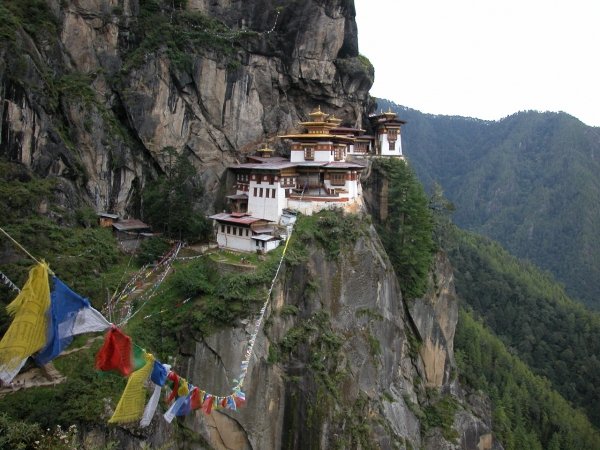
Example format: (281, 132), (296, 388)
(447, 226), (600, 428)
(376, 99), (600, 307)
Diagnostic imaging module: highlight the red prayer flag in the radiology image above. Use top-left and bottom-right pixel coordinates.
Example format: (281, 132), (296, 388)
(234, 395), (246, 408)
(202, 395), (214, 415)
(95, 327), (133, 376)
(190, 387), (201, 410)
(166, 371), (179, 404)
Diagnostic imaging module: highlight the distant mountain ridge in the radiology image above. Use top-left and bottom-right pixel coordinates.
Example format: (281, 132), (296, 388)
(376, 99), (600, 307)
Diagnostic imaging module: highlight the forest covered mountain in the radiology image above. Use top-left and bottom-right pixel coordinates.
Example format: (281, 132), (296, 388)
(376, 99), (600, 308)
(447, 225), (600, 428)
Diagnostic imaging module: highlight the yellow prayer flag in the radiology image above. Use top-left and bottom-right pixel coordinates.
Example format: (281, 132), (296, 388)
(0, 263), (50, 380)
(109, 352), (154, 424)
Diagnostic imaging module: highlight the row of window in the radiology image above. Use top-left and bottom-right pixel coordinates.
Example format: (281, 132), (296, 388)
(220, 224), (251, 237)
(253, 187), (277, 198)
(300, 147), (346, 161)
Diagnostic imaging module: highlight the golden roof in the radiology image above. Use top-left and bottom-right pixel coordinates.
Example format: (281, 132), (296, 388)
(308, 105), (329, 122)
(278, 133), (355, 142)
(327, 114), (342, 126)
(257, 143), (274, 153)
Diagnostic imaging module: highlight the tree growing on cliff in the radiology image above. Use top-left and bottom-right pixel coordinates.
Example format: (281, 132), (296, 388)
(373, 158), (435, 299)
(142, 148), (211, 242)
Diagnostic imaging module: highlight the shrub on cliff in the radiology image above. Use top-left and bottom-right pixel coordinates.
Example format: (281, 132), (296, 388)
(142, 149), (211, 242)
(372, 158), (435, 299)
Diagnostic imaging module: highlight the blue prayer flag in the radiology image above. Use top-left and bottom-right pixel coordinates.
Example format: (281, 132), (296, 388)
(34, 277), (90, 365)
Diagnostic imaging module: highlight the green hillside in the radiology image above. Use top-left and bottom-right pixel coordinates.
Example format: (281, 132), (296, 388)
(456, 308), (600, 450)
(376, 99), (600, 308)
(446, 225), (600, 427)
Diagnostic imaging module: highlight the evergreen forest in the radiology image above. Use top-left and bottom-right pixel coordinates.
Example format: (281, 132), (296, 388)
(376, 98), (600, 308)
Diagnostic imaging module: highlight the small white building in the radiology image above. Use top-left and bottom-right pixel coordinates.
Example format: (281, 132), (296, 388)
(209, 212), (282, 253)
(369, 110), (406, 157)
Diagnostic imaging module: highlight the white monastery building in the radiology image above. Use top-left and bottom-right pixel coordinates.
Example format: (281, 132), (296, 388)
(210, 106), (406, 253)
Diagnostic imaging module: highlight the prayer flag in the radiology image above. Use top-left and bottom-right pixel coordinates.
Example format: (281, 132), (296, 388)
(201, 395), (214, 415)
(95, 327), (133, 376)
(150, 361), (168, 386)
(109, 352), (154, 424)
(34, 277), (91, 365)
(166, 371), (179, 404)
(140, 362), (170, 428)
(70, 306), (111, 336)
(190, 387), (201, 410)
(140, 383), (162, 428)
(175, 392), (192, 417)
(0, 263), (50, 383)
(164, 395), (186, 423)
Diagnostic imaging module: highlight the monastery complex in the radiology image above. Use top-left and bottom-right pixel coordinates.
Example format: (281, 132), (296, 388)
(210, 107), (406, 253)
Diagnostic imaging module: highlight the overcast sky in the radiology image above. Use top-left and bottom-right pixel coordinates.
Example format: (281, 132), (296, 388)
(354, 0), (600, 127)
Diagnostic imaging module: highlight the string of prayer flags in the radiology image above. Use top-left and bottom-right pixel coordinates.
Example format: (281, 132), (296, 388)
(0, 263), (51, 383)
(95, 327), (134, 376)
(109, 352), (154, 424)
(0, 270), (20, 292)
(0, 220), (297, 424)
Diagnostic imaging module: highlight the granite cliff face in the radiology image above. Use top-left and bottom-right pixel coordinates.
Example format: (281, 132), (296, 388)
(0, 0), (373, 215)
(78, 223), (499, 450)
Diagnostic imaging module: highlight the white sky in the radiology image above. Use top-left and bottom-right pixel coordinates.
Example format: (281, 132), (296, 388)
(354, 0), (600, 127)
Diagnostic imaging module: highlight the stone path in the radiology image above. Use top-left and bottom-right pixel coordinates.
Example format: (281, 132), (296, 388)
(0, 336), (104, 395)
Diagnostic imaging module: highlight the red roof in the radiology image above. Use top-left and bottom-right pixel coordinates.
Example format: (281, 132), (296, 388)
(209, 213), (271, 225)
(112, 219), (151, 232)
(246, 156), (288, 163)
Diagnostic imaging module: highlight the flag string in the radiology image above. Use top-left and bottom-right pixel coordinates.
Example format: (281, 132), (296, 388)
(0, 270), (20, 292)
(0, 217), (296, 423)
(0, 226), (54, 275)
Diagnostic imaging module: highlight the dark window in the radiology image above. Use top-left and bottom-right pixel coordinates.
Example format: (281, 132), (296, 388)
(389, 142), (395, 151)
(271, 189), (276, 198)
(331, 173), (345, 186)
(221, 224), (225, 233)
(304, 146), (314, 160)
(227, 225), (231, 234)
(259, 188), (263, 197)
(253, 187), (257, 197)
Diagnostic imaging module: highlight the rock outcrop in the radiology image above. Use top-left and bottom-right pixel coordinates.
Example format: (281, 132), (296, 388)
(77, 222), (500, 450)
(0, 0), (374, 215)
